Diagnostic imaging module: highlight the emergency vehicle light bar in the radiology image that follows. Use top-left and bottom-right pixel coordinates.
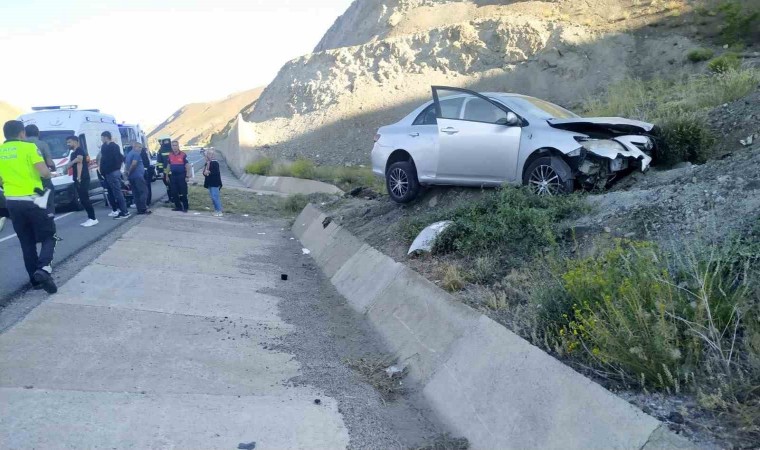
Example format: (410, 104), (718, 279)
(31, 105), (79, 111)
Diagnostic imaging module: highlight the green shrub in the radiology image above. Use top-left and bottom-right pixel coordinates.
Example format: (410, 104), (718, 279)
(717, 1), (760, 46)
(282, 194), (309, 214)
(547, 240), (755, 391)
(584, 69), (760, 165)
(290, 158), (316, 179)
(245, 157), (274, 175)
(271, 163), (294, 177)
(687, 48), (715, 62)
(657, 115), (715, 165)
(402, 187), (587, 259)
(708, 53), (742, 74)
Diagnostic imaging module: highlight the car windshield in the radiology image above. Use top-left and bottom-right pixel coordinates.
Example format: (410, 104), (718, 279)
(39, 130), (75, 159)
(505, 96), (579, 119)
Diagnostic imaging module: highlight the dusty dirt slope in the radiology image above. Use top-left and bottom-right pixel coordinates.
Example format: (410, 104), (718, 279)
(148, 87), (263, 145)
(0, 102), (23, 125)
(227, 0), (736, 169)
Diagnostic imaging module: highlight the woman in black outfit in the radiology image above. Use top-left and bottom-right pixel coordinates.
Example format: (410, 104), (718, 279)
(203, 149), (223, 217)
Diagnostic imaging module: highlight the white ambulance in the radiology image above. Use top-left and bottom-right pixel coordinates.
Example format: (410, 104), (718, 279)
(19, 105), (123, 210)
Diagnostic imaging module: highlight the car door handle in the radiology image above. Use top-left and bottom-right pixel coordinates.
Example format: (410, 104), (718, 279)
(409, 132), (420, 137)
(442, 127), (459, 134)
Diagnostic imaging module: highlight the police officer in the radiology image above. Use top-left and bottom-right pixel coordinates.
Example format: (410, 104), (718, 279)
(156, 138), (173, 204)
(25, 124), (61, 241)
(0, 120), (57, 293)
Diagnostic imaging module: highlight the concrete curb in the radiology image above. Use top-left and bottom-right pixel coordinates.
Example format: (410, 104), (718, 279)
(238, 173), (343, 196)
(293, 204), (696, 450)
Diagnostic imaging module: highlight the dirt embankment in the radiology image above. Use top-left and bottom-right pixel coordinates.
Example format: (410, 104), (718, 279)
(224, 0), (712, 170)
(149, 87), (263, 146)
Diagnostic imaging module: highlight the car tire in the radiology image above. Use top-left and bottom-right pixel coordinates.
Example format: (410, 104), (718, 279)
(386, 161), (420, 203)
(523, 156), (574, 196)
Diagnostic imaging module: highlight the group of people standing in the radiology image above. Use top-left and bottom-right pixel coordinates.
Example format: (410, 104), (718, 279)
(0, 118), (225, 295)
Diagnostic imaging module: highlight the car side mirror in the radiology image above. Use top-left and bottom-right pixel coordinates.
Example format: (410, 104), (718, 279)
(497, 112), (520, 126)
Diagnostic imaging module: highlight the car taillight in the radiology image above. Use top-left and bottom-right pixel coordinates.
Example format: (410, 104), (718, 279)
(374, 134), (381, 143)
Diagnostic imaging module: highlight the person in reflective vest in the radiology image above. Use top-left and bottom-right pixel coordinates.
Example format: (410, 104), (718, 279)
(0, 120), (57, 293)
(168, 140), (190, 212)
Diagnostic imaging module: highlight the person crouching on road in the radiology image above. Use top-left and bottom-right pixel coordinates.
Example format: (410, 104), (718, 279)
(65, 136), (98, 227)
(125, 142), (151, 215)
(203, 148), (223, 217)
(99, 131), (130, 220)
(168, 140), (190, 212)
(0, 120), (58, 293)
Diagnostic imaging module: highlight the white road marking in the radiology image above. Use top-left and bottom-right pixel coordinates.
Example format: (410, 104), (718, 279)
(0, 212), (75, 244)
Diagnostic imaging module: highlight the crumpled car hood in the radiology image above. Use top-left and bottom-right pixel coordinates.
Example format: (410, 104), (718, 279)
(547, 117), (656, 134)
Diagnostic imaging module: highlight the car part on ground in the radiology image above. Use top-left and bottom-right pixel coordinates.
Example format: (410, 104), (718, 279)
(372, 86), (656, 203)
(408, 221), (453, 255)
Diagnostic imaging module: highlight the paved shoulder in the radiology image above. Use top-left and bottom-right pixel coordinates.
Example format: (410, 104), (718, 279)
(0, 208), (441, 449)
(0, 209), (347, 448)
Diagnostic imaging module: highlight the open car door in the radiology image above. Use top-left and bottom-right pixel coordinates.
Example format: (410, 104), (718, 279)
(432, 86), (522, 184)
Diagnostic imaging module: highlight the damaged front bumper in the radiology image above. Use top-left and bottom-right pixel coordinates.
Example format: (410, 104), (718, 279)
(566, 136), (654, 187)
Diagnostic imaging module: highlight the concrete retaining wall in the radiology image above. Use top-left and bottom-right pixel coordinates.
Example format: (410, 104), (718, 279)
(292, 204), (695, 450)
(215, 116), (344, 196)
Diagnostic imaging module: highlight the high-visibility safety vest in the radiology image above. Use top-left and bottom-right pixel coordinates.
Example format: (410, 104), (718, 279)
(0, 139), (44, 197)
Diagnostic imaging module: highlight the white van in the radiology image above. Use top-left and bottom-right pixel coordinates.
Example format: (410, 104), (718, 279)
(19, 105), (123, 209)
(118, 123), (147, 150)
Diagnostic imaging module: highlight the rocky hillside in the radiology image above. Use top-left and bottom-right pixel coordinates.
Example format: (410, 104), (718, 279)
(0, 102), (22, 125)
(230, 0), (746, 168)
(149, 87), (263, 146)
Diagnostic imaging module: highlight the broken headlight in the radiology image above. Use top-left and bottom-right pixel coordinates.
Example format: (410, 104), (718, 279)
(574, 137), (627, 154)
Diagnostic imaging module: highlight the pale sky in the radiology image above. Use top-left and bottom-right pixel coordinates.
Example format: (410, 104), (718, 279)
(0, 0), (353, 127)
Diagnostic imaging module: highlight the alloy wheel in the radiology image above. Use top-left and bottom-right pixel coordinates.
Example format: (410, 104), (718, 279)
(529, 164), (563, 196)
(389, 168), (409, 198)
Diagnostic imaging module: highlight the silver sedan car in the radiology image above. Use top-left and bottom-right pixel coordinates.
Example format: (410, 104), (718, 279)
(372, 86), (656, 203)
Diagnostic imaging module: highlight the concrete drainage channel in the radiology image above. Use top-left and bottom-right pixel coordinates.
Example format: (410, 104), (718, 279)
(293, 204), (695, 450)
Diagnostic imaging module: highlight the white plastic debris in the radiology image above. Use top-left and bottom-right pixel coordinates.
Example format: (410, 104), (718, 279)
(290, 238), (295, 240)
(408, 221), (453, 255)
(385, 365), (404, 378)
(740, 134), (755, 146)
(193, 212), (200, 215)
(302, 248), (311, 255)
(257, 233), (266, 235)
(243, 214), (250, 217)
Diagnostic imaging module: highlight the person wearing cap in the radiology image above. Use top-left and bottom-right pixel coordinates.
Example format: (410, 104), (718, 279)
(0, 120), (58, 293)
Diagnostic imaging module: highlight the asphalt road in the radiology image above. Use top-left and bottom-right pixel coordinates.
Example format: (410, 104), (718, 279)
(0, 151), (204, 303)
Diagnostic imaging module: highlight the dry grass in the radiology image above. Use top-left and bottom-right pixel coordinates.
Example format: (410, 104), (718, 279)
(185, 185), (334, 217)
(346, 355), (408, 402)
(441, 264), (467, 292)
